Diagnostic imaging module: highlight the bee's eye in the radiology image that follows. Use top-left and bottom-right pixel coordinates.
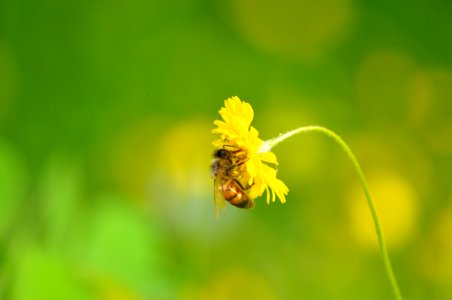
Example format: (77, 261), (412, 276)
(216, 149), (228, 158)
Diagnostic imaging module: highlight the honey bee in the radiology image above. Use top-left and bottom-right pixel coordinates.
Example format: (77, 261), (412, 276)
(210, 148), (254, 218)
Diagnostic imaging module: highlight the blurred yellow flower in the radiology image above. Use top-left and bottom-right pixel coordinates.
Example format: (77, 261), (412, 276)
(212, 96), (288, 204)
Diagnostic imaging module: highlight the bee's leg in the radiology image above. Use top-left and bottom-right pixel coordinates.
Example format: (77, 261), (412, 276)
(226, 164), (236, 174)
(235, 157), (249, 167)
(224, 145), (248, 158)
(225, 158), (248, 178)
(234, 179), (245, 190)
(243, 179), (254, 191)
(247, 198), (255, 209)
(223, 144), (241, 151)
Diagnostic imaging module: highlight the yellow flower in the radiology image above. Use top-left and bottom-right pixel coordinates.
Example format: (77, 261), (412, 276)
(212, 96), (289, 204)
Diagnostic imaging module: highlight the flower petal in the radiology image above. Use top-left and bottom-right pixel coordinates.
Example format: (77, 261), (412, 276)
(259, 151), (278, 164)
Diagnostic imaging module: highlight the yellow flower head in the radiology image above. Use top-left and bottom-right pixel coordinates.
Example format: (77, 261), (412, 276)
(212, 96), (289, 204)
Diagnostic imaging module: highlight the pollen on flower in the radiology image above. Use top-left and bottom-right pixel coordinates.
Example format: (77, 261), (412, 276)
(212, 96), (289, 205)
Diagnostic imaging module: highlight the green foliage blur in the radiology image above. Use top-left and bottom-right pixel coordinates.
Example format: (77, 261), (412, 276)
(1, 0), (451, 299)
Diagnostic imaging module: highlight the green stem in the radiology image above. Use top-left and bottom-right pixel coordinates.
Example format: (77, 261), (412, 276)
(262, 125), (403, 300)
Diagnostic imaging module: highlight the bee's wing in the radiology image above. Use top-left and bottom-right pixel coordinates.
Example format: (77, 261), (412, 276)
(214, 177), (226, 219)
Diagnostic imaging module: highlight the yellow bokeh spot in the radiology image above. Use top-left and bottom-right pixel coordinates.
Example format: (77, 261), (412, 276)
(408, 68), (452, 126)
(93, 274), (143, 300)
(180, 267), (276, 300)
(356, 50), (418, 124)
(112, 117), (212, 207)
(230, 0), (353, 61)
(408, 71), (433, 126)
(111, 118), (167, 203)
(348, 170), (418, 250)
(418, 203), (452, 285)
(154, 119), (212, 202)
(412, 69), (452, 155)
(258, 96), (325, 182)
(142, 119), (230, 227)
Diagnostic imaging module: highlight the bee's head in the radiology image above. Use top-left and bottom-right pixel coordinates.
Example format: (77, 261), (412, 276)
(214, 148), (230, 159)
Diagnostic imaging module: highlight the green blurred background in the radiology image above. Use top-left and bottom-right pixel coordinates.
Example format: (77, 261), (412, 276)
(1, 0), (451, 299)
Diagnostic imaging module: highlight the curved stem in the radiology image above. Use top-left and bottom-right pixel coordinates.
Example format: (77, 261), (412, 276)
(262, 125), (403, 300)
